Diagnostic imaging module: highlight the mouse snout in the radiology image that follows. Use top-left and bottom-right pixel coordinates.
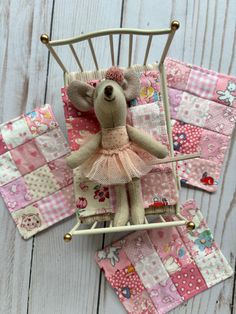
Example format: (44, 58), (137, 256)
(104, 85), (113, 98)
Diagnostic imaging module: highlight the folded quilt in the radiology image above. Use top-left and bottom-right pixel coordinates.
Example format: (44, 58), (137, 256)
(0, 105), (76, 239)
(95, 200), (233, 314)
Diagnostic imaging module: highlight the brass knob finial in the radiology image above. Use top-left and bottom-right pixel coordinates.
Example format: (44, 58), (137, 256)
(40, 33), (49, 44)
(64, 233), (72, 242)
(171, 20), (180, 30)
(186, 221), (195, 231)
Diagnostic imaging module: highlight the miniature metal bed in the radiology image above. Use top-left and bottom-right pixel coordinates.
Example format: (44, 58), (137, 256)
(40, 21), (198, 241)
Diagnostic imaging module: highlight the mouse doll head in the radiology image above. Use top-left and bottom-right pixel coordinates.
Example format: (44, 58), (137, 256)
(67, 67), (140, 127)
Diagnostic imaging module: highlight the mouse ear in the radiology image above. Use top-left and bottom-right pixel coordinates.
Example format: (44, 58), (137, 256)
(122, 70), (140, 101)
(67, 81), (95, 111)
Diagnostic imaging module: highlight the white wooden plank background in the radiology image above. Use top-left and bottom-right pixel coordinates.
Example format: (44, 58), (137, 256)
(0, 1), (235, 313)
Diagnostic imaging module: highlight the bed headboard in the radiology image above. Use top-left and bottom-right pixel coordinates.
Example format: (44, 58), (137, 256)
(40, 20), (180, 85)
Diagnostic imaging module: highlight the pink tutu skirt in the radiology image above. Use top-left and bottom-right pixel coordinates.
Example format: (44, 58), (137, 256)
(79, 142), (158, 185)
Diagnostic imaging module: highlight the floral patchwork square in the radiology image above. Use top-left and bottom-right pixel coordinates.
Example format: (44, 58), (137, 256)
(170, 262), (208, 301)
(205, 102), (236, 136)
(35, 128), (70, 162)
(194, 250), (234, 287)
(123, 290), (158, 314)
(148, 227), (193, 274)
(1, 117), (33, 149)
(124, 231), (155, 265)
(165, 58), (191, 90)
(200, 130), (230, 164)
(48, 156), (73, 188)
(25, 104), (58, 136)
(0, 177), (33, 212)
(11, 139), (47, 175)
(131, 71), (160, 106)
(24, 165), (60, 201)
(177, 92), (210, 127)
(73, 168), (111, 218)
(0, 152), (21, 186)
(11, 204), (46, 239)
(141, 167), (179, 208)
(148, 278), (183, 313)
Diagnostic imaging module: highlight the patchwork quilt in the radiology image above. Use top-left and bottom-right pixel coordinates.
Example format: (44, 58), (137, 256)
(96, 200), (233, 314)
(0, 105), (76, 239)
(166, 58), (236, 192)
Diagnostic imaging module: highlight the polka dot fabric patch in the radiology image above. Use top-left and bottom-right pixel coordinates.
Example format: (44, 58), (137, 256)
(109, 266), (145, 302)
(172, 120), (202, 154)
(170, 262), (208, 300)
(0, 105), (76, 239)
(96, 200), (233, 313)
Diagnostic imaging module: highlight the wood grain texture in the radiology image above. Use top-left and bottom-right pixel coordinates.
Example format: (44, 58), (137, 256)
(0, 0), (235, 314)
(0, 1), (53, 313)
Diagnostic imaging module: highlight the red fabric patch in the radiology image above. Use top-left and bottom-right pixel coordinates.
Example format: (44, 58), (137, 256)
(172, 121), (202, 154)
(109, 266), (145, 302)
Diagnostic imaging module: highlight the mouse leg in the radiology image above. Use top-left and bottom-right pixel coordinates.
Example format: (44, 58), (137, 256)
(113, 184), (129, 226)
(127, 178), (145, 224)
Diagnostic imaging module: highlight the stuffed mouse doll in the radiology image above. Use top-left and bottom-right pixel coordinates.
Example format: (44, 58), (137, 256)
(66, 67), (168, 226)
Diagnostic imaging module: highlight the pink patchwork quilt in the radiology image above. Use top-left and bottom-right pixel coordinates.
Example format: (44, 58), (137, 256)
(0, 105), (76, 239)
(166, 58), (236, 192)
(95, 200), (233, 314)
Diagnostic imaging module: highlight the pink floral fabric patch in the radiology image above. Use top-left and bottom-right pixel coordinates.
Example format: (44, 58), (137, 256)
(0, 177), (33, 212)
(10, 139), (46, 175)
(96, 200), (233, 313)
(1, 117), (33, 149)
(0, 105), (76, 239)
(25, 104), (58, 135)
(0, 152), (21, 186)
(165, 58), (191, 90)
(141, 167), (178, 208)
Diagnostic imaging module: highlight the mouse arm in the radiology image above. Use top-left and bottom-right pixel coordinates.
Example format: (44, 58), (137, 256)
(127, 125), (168, 159)
(66, 132), (102, 169)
